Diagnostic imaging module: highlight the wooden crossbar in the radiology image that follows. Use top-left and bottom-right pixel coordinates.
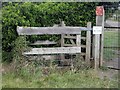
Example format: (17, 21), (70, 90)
(23, 47), (81, 55)
(30, 40), (57, 45)
(17, 26), (91, 35)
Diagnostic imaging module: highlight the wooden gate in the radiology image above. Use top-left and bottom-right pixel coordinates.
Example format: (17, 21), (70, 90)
(17, 21), (92, 67)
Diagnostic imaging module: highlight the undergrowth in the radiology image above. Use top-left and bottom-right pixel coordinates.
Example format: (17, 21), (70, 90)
(2, 36), (118, 88)
(2, 64), (118, 88)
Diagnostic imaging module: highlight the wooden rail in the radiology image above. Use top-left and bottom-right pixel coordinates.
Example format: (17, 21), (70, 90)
(23, 47), (81, 55)
(17, 26), (91, 35)
(17, 21), (92, 67)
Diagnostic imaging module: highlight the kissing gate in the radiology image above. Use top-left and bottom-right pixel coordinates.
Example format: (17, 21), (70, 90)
(17, 6), (105, 69)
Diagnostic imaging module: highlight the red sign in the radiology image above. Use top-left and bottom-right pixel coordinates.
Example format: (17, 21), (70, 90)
(96, 6), (104, 16)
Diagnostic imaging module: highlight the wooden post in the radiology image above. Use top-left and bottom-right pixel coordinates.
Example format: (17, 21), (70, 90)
(76, 34), (81, 47)
(93, 6), (104, 69)
(75, 32), (81, 69)
(94, 33), (100, 69)
(100, 8), (105, 67)
(85, 22), (91, 66)
(76, 33), (81, 55)
(60, 21), (65, 64)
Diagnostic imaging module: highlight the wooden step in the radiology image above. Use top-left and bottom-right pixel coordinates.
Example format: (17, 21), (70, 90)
(23, 47), (81, 55)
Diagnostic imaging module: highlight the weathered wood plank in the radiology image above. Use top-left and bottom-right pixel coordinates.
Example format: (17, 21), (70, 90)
(61, 34), (65, 47)
(64, 44), (76, 47)
(100, 9), (105, 67)
(94, 15), (102, 69)
(76, 34), (81, 63)
(81, 45), (86, 48)
(94, 35), (100, 69)
(17, 26), (91, 35)
(63, 44), (86, 48)
(85, 22), (91, 66)
(81, 53), (86, 56)
(23, 47), (81, 55)
(81, 37), (86, 40)
(30, 40), (57, 45)
(76, 34), (81, 46)
(92, 7), (105, 69)
(63, 36), (76, 39)
(61, 34), (65, 60)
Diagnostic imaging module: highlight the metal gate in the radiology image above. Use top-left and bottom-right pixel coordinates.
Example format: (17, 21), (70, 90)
(103, 4), (120, 69)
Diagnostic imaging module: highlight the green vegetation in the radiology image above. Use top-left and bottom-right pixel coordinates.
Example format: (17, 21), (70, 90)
(103, 48), (118, 61)
(2, 2), (119, 88)
(104, 31), (119, 47)
(2, 67), (118, 88)
(103, 30), (119, 60)
(116, 10), (120, 21)
(112, 10), (120, 21)
(2, 2), (98, 62)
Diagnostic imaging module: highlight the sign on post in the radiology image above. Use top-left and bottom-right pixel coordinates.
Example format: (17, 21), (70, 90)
(96, 6), (104, 16)
(92, 6), (104, 69)
(93, 26), (102, 34)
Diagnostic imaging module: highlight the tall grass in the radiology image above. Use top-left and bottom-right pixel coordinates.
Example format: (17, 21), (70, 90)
(2, 67), (118, 88)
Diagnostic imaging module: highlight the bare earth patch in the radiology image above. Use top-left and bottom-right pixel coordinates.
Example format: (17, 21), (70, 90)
(97, 50), (119, 84)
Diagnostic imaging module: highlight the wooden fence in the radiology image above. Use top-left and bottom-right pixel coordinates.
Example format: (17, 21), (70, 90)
(17, 21), (92, 66)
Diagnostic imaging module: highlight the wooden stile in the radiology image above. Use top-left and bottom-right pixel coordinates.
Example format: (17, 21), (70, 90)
(17, 21), (92, 67)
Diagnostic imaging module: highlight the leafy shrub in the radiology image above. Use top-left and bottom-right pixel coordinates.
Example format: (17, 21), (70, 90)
(12, 36), (29, 61)
(12, 36), (31, 71)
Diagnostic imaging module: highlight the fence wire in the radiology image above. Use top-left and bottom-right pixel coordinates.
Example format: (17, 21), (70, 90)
(103, 29), (119, 61)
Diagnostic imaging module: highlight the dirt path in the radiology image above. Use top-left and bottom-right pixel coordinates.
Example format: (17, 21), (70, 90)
(97, 69), (118, 81)
(97, 50), (119, 81)
(95, 58), (119, 82)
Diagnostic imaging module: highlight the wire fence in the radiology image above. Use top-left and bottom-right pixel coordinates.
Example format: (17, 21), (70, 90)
(103, 29), (119, 61)
(103, 4), (120, 68)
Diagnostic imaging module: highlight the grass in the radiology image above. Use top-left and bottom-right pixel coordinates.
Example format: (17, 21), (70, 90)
(104, 31), (119, 47)
(103, 30), (119, 60)
(103, 48), (118, 61)
(2, 67), (118, 88)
